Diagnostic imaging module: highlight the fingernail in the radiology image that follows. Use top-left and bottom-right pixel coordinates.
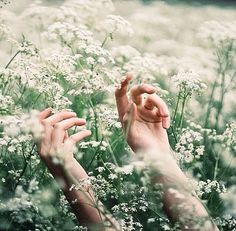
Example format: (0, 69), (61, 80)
(146, 86), (155, 92)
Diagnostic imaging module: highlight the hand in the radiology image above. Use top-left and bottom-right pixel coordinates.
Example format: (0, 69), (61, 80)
(38, 109), (91, 167)
(115, 74), (170, 153)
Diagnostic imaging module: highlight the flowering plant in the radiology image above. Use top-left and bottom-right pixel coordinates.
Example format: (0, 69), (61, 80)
(0, 0), (235, 230)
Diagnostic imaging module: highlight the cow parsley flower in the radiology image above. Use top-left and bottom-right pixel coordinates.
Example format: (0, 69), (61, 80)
(124, 55), (163, 82)
(196, 180), (226, 198)
(79, 141), (108, 151)
(103, 15), (134, 36)
(96, 105), (121, 129)
(175, 128), (205, 163)
(0, 91), (14, 114)
(222, 122), (236, 151)
(2, 110), (43, 140)
(171, 70), (207, 94)
(42, 22), (93, 45)
(111, 45), (140, 65)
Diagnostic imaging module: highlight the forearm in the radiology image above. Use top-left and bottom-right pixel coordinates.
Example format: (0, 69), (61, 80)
(46, 158), (119, 230)
(45, 158), (103, 228)
(141, 148), (219, 230)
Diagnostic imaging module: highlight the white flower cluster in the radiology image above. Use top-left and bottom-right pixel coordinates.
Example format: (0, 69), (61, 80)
(96, 105), (121, 130)
(0, 91), (14, 113)
(76, 41), (114, 66)
(103, 15), (134, 36)
(1, 110), (43, 140)
(196, 179), (226, 198)
(215, 215), (236, 231)
(171, 70), (207, 94)
(0, 0), (10, 8)
(175, 128), (205, 163)
(42, 22), (93, 45)
(63, 0), (114, 24)
(222, 122), (236, 152)
(79, 140), (108, 151)
(0, 185), (33, 211)
(123, 55), (163, 82)
(111, 45), (140, 65)
(198, 20), (236, 45)
(119, 216), (142, 231)
(44, 52), (76, 80)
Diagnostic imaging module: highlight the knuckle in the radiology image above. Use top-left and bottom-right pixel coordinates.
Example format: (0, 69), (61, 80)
(54, 123), (63, 129)
(42, 119), (50, 126)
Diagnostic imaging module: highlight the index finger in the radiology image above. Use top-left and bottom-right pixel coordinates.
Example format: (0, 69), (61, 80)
(43, 111), (77, 125)
(115, 74), (132, 122)
(38, 108), (52, 121)
(130, 84), (156, 105)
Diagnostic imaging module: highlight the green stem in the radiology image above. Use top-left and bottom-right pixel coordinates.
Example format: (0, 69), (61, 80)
(214, 72), (226, 131)
(213, 153), (219, 180)
(5, 50), (21, 69)
(204, 79), (217, 128)
(177, 94), (188, 131)
(173, 90), (181, 123)
(86, 137), (104, 171)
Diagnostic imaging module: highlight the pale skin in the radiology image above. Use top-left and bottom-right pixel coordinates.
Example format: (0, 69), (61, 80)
(38, 75), (219, 231)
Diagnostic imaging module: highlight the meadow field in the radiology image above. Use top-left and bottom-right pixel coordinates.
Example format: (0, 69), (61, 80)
(0, 0), (235, 230)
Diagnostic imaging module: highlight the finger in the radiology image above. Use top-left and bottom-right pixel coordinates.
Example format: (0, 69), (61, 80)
(44, 111), (77, 125)
(130, 84), (156, 105)
(145, 94), (170, 129)
(123, 103), (137, 132)
(52, 118), (87, 146)
(69, 130), (92, 144)
(39, 120), (54, 157)
(38, 108), (52, 121)
(115, 74), (132, 122)
(64, 131), (69, 140)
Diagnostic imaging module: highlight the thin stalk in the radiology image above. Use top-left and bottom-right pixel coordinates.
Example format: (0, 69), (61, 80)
(177, 94), (188, 131)
(5, 50), (21, 69)
(86, 137), (104, 171)
(213, 153), (219, 180)
(214, 72), (226, 131)
(173, 90), (181, 123)
(14, 144), (36, 191)
(204, 78), (217, 128)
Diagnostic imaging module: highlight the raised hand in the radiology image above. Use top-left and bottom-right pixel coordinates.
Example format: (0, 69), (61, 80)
(38, 108), (91, 167)
(115, 74), (170, 153)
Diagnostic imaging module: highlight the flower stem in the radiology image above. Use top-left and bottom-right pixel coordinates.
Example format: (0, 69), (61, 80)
(5, 50), (21, 69)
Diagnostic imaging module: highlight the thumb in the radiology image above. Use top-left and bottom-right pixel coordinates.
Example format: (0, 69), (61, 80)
(123, 103), (137, 135)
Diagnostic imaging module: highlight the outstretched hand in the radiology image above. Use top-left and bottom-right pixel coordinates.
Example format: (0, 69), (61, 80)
(115, 74), (170, 153)
(38, 109), (91, 166)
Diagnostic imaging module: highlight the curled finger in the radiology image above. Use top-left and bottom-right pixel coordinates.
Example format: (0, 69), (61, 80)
(130, 84), (156, 105)
(69, 130), (92, 144)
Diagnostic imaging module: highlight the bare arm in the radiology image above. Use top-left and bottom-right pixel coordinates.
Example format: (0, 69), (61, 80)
(115, 74), (219, 230)
(38, 109), (119, 230)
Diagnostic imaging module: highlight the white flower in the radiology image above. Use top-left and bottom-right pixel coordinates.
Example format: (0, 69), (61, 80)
(196, 180), (226, 198)
(2, 111), (44, 140)
(171, 70), (207, 94)
(0, 91), (14, 113)
(103, 14), (133, 36)
(111, 45), (140, 64)
(123, 55), (163, 83)
(42, 22), (93, 44)
(175, 128), (205, 163)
